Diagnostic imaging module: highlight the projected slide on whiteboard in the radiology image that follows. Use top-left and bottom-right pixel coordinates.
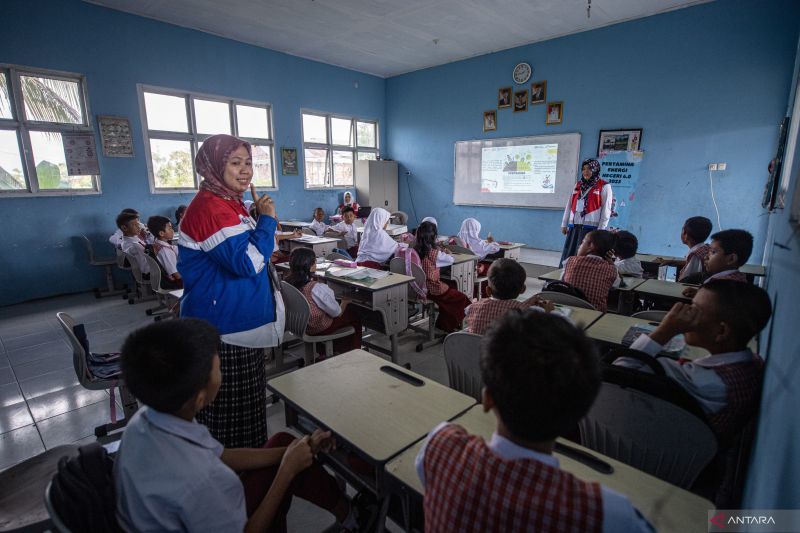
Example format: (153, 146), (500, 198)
(480, 144), (557, 194)
(454, 133), (581, 209)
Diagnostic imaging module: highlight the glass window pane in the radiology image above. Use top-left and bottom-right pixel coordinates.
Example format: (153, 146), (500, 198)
(332, 150), (353, 186)
(20, 76), (83, 124)
(251, 145), (273, 188)
(0, 130), (26, 190)
(331, 117), (353, 147)
(194, 99), (231, 135)
(144, 92), (188, 133)
(29, 131), (93, 189)
(304, 148), (328, 187)
(357, 121), (376, 148)
(236, 105), (269, 139)
(302, 114), (327, 144)
(357, 152), (377, 161)
(150, 139), (194, 188)
(0, 74), (12, 120)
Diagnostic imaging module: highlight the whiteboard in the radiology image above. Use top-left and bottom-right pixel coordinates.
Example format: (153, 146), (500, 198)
(453, 133), (581, 209)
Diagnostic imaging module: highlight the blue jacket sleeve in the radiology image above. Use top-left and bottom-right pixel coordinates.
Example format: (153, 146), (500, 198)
(205, 215), (277, 278)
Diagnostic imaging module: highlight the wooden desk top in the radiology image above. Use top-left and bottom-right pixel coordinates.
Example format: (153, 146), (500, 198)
(635, 279), (696, 301)
(449, 253), (479, 265)
(584, 313), (708, 361)
(267, 350), (475, 462)
(538, 268), (563, 281)
(324, 266), (413, 291)
(386, 406), (713, 532)
(635, 253), (765, 277)
(552, 304), (603, 330)
(498, 242), (525, 250)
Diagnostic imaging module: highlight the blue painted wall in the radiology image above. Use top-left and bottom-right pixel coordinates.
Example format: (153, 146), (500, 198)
(744, 33), (800, 509)
(1, 0), (385, 306)
(386, 0), (800, 259)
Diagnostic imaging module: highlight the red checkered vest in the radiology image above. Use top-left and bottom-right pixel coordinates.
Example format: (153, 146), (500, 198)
(563, 256), (617, 312)
(422, 249), (448, 296)
(300, 281), (334, 334)
(706, 357), (763, 445)
(465, 298), (531, 335)
(708, 270), (748, 283)
(424, 425), (603, 533)
(678, 244), (710, 280)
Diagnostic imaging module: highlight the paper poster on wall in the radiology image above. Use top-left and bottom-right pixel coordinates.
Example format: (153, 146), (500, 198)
(62, 132), (100, 175)
(599, 150), (643, 229)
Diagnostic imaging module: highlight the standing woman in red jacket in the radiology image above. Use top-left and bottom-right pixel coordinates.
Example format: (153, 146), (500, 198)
(559, 158), (613, 267)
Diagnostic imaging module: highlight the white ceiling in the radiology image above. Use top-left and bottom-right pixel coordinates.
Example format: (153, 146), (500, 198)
(85, 0), (712, 78)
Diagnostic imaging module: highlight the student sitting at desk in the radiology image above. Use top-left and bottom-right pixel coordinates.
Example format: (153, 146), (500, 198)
(562, 230), (620, 312)
(657, 216), (712, 282)
(117, 211), (151, 277)
(109, 208), (152, 248)
(115, 319), (363, 533)
(337, 190), (359, 217)
(287, 248), (362, 355)
(309, 207), (330, 236)
(465, 259), (553, 334)
(613, 230), (643, 278)
(356, 208), (401, 269)
(327, 206), (359, 258)
(682, 229), (753, 297)
(146, 215), (182, 290)
(455, 218), (500, 276)
(416, 311), (653, 532)
(415, 221), (471, 332)
(615, 280), (771, 445)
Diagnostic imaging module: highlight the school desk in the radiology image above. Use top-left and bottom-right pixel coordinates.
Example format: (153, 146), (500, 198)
(552, 303), (604, 330)
(167, 288), (184, 299)
(287, 235), (340, 257)
(323, 266), (414, 362)
(266, 349), (475, 524)
(635, 253), (766, 278)
(278, 220), (311, 231)
(385, 405), (714, 533)
(356, 224), (409, 241)
(274, 259), (332, 277)
(538, 267), (563, 281)
(537, 270), (646, 314)
(440, 253), (478, 298)
(496, 241), (525, 260)
(634, 279), (697, 305)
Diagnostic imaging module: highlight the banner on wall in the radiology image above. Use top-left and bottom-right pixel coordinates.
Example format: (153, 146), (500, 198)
(599, 150), (643, 230)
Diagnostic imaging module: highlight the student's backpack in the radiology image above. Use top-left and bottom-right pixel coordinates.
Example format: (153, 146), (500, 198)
(543, 280), (589, 302)
(48, 443), (122, 532)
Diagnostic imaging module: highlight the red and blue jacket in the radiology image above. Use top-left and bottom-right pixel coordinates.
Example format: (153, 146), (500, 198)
(177, 190), (277, 335)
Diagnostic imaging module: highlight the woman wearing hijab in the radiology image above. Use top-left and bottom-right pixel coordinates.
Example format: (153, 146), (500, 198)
(355, 208), (400, 268)
(178, 134), (282, 448)
(559, 158), (613, 267)
(336, 190), (359, 216)
(457, 217), (500, 271)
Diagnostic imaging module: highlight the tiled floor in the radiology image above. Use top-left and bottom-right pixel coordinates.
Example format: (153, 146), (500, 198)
(0, 252), (552, 529)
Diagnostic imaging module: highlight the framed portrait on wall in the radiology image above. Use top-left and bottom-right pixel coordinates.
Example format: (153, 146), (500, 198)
(498, 87), (512, 108)
(483, 110), (497, 132)
(597, 128), (642, 155)
(513, 90), (528, 112)
(545, 101), (563, 125)
(281, 147), (298, 175)
(530, 81), (546, 104)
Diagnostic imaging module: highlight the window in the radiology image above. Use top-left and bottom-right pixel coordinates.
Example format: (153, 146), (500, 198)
(0, 65), (99, 195)
(139, 85), (276, 192)
(301, 111), (378, 189)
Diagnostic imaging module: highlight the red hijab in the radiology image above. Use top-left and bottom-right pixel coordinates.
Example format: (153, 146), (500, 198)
(195, 134), (252, 201)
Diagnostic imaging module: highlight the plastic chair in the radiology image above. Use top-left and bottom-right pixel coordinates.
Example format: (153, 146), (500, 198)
(144, 255), (181, 320)
(0, 445), (79, 532)
(443, 332), (483, 402)
(280, 281), (356, 365)
(81, 235), (126, 298)
(578, 382), (718, 488)
(390, 257), (442, 352)
(43, 481), (70, 533)
(631, 310), (668, 322)
(325, 252), (351, 261)
(56, 312), (139, 437)
(390, 211), (409, 225)
(444, 243), (473, 256)
(121, 251), (155, 305)
(537, 290), (595, 309)
(302, 227), (316, 236)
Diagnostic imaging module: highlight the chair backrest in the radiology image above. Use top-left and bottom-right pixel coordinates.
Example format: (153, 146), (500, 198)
(44, 481), (71, 533)
(538, 290), (595, 309)
(81, 235), (95, 263)
(280, 281), (311, 337)
(55, 312), (92, 387)
(388, 257), (405, 275)
(443, 332), (483, 402)
(302, 227), (316, 236)
(144, 255), (166, 294)
(115, 249), (130, 270)
(326, 252), (351, 261)
(391, 250), (427, 301)
(390, 211), (408, 225)
(631, 310), (668, 322)
(122, 252), (147, 285)
(578, 382), (718, 488)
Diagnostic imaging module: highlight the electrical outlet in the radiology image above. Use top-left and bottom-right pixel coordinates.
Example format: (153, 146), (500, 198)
(708, 163), (718, 171)
(718, 163), (727, 171)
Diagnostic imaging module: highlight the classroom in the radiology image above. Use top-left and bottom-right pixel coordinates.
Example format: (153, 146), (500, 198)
(1, 0), (799, 531)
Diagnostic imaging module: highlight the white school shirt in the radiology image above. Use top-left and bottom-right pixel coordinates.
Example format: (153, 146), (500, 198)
(415, 422), (654, 533)
(682, 243), (706, 278)
(309, 219), (329, 236)
(330, 221), (358, 248)
(154, 239), (179, 276)
(614, 257), (644, 278)
(561, 183), (613, 230)
(435, 250), (454, 267)
(109, 229), (123, 248)
(310, 282), (343, 318)
(121, 235), (150, 274)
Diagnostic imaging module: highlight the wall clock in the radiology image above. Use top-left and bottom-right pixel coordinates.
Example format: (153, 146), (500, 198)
(513, 62), (532, 84)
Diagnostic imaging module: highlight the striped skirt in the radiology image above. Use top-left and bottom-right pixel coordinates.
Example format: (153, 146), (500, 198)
(196, 341), (267, 448)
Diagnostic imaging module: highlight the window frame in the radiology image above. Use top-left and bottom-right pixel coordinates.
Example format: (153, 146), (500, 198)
(138, 84), (277, 194)
(300, 109), (379, 190)
(0, 64), (100, 197)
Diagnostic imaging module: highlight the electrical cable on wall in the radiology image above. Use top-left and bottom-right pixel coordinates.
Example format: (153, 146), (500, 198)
(404, 169), (419, 224)
(708, 168), (723, 230)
